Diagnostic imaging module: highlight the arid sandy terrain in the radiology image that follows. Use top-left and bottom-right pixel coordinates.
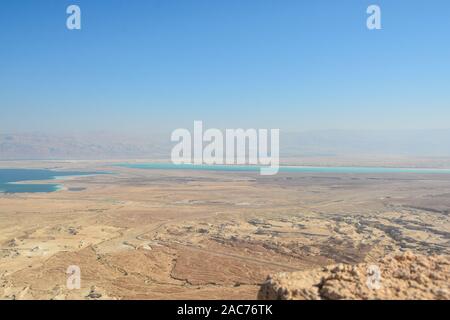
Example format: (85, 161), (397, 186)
(0, 160), (449, 299)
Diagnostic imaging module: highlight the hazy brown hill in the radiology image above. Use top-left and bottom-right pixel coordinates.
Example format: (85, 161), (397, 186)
(1, 129), (450, 162)
(0, 133), (168, 160)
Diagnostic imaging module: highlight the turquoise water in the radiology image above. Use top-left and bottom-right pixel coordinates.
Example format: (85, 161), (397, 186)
(118, 163), (450, 174)
(0, 169), (98, 194)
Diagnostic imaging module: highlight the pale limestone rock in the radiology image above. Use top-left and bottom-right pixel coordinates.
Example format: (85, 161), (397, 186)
(258, 252), (450, 300)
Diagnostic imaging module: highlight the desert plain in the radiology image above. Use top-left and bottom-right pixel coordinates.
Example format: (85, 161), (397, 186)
(0, 160), (449, 299)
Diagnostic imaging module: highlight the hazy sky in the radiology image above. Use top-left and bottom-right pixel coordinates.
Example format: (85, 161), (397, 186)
(1, 0), (450, 134)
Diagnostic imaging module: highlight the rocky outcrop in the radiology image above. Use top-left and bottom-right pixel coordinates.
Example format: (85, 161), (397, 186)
(258, 252), (449, 300)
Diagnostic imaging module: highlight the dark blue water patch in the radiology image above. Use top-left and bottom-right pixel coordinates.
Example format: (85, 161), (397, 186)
(0, 169), (102, 194)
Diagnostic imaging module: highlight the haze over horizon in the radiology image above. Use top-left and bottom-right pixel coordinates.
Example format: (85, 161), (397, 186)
(2, 129), (450, 160)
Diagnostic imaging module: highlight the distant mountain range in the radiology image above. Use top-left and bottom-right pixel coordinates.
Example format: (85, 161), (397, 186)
(0, 133), (168, 160)
(1, 130), (450, 160)
(281, 129), (450, 157)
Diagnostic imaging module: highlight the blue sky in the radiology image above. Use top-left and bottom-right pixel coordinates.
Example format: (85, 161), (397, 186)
(1, 0), (449, 134)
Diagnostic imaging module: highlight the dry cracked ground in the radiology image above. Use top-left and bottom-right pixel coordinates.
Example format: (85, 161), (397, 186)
(0, 161), (449, 299)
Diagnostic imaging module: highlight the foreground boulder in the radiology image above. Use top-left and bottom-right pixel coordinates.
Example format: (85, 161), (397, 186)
(258, 252), (449, 300)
